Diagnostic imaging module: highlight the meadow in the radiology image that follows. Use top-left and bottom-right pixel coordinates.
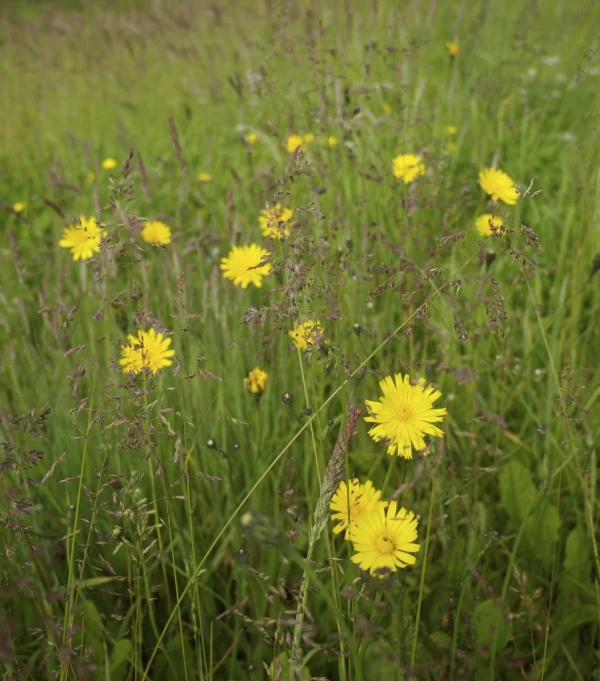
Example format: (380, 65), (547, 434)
(1, 0), (600, 679)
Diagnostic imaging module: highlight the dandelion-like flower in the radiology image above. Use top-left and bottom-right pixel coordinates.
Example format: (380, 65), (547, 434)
(289, 320), (326, 350)
(245, 132), (259, 145)
(102, 158), (117, 170)
(259, 204), (293, 239)
(478, 168), (519, 205)
(383, 103), (393, 115)
(475, 213), (505, 237)
(141, 220), (172, 245)
(198, 172), (212, 182)
(350, 501), (420, 576)
(327, 136), (338, 147)
(446, 41), (460, 56)
(244, 366), (268, 395)
(364, 374), (447, 458)
(119, 328), (175, 375)
(330, 479), (387, 539)
(444, 125), (457, 135)
(303, 133), (314, 144)
(392, 154), (426, 184)
(285, 134), (303, 153)
(59, 216), (105, 261)
(220, 244), (272, 289)
(13, 201), (27, 213)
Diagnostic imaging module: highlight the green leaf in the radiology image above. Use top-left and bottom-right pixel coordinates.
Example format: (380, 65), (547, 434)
(499, 460), (535, 524)
(564, 524), (591, 584)
(472, 599), (512, 658)
(110, 639), (132, 681)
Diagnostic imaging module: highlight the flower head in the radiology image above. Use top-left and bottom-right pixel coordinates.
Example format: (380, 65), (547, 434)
(364, 373), (447, 458)
(244, 366), (268, 395)
(478, 168), (519, 205)
(245, 132), (259, 145)
(13, 201), (27, 213)
(330, 479), (387, 539)
(285, 134), (303, 153)
(383, 103), (393, 115)
(220, 244), (272, 288)
(444, 125), (457, 135)
(119, 328), (175, 375)
(446, 41), (460, 56)
(392, 154), (426, 184)
(259, 204), (293, 239)
(475, 213), (506, 237)
(327, 135), (338, 147)
(102, 158), (117, 170)
(350, 501), (420, 576)
(59, 216), (105, 261)
(303, 133), (314, 144)
(289, 320), (326, 351)
(198, 172), (212, 182)
(141, 220), (172, 245)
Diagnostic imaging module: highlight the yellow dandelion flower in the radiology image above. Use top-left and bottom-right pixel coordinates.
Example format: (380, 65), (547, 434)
(383, 103), (393, 115)
(444, 125), (457, 135)
(330, 479), (388, 539)
(198, 172), (212, 182)
(87, 171), (96, 183)
(119, 328), (175, 375)
(364, 373), (447, 459)
(220, 244), (272, 289)
(478, 167), (519, 205)
(475, 213), (505, 237)
(392, 154), (426, 184)
(102, 158), (117, 170)
(303, 133), (314, 144)
(59, 216), (105, 261)
(13, 201), (27, 213)
(259, 204), (293, 239)
(350, 501), (420, 576)
(285, 134), (303, 153)
(289, 320), (326, 351)
(327, 135), (338, 147)
(141, 220), (172, 245)
(244, 366), (268, 395)
(446, 41), (460, 56)
(245, 132), (259, 145)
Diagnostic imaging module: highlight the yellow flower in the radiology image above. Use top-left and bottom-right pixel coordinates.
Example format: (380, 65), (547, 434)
(444, 125), (457, 135)
(447, 142), (458, 153)
(87, 171), (96, 183)
(303, 133), (314, 144)
(220, 244), (272, 289)
(13, 201), (27, 213)
(259, 204), (293, 239)
(392, 154), (426, 184)
(475, 213), (505, 237)
(327, 135), (338, 147)
(245, 132), (259, 145)
(330, 479), (387, 539)
(364, 373), (447, 459)
(198, 172), (212, 182)
(141, 220), (172, 245)
(383, 103), (393, 115)
(59, 216), (105, 261)
(119, 328), (175, 375)
(289, 320), (326, 350)
(285, 134), (303, 153)
(350, 501), (420, 576)
(446, 41), (460, 56)
(478, 167), (519, 205)
(244, 366), (268, 395)
(101, 158), (117, 170)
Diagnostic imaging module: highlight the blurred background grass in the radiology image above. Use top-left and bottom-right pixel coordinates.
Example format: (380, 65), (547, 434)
(1, 0), (599, 679)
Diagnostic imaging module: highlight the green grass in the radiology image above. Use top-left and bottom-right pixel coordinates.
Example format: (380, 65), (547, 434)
(1, 0), (600, 679)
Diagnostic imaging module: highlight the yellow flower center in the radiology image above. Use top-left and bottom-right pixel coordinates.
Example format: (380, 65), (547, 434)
(375, 535), (396, 555)
(397, 406), (414, 422)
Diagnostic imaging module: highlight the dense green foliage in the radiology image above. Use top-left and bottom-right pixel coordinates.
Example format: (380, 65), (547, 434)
(1, 1), (599, 679)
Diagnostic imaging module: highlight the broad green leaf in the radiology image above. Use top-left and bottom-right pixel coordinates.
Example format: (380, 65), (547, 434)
(110, 639), (132, 681)
(499, 460), (535, 524)
(472, 599), (512, 658)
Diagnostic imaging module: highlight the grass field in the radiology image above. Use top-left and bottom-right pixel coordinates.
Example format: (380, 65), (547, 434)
(1, 0), (600, 679)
